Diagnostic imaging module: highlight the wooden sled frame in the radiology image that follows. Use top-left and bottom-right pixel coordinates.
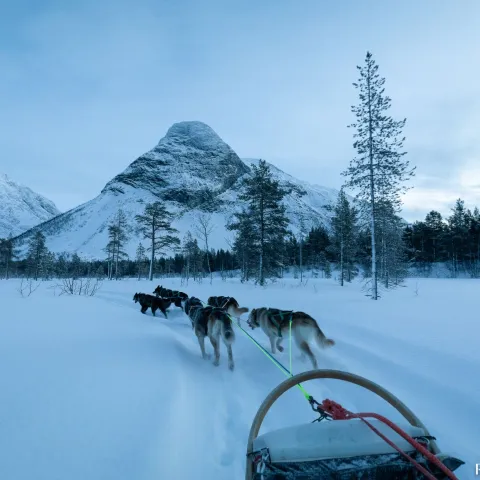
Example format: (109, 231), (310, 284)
(245, 369), (440, 479)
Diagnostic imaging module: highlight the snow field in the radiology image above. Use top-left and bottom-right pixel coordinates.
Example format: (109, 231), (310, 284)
(0, 276), (477, 479)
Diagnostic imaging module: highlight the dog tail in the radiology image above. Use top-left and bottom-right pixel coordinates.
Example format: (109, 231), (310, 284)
(314, 320), (335, 348)
(223, 321), (235, 343)
(214, 310), (235, 344)
(229, 305), (249, 317)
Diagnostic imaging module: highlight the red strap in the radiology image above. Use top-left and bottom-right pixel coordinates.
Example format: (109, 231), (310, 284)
(320, 399), (459, 480)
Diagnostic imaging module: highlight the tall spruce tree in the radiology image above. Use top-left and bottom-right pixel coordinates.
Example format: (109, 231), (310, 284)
(446, 199), (469, 277)
(466, 207), (480, 277)
(135, 202), (180, 281)
(182, 231), (203, 282)
(227, 209), (257, 282)
(110, 209), (129, 279)
(135, 243), (147, 280)
(27, 231), (49, 280)
(328, 189), (359, 285)
(297, 214), (308, 282)
(0, 235), (18, 279)
(342, 51), (415, 299)
(230, 160), (289, 285)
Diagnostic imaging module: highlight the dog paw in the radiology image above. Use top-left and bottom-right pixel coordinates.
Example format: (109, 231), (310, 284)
(277, 345), (284, 352)
(213, 359), (220, 367)
(228, 363), (235, 371)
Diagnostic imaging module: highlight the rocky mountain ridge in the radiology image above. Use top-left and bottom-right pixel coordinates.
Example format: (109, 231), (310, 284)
(14, 121), (340, 258)
(0, 173), (61, 238)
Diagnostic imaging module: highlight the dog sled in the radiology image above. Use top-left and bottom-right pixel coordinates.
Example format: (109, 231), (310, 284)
(246, 370), (464, 479)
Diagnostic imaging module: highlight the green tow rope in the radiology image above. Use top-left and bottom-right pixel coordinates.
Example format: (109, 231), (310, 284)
(289, 319), (293, 375)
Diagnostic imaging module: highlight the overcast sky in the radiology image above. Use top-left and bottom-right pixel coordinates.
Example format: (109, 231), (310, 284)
(1, 0), (480, 222)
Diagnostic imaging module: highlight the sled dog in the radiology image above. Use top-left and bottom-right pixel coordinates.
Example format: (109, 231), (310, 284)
(153, 285), (188, 310)
(246, 307), (335, 369)
(133, 293), (171, 319)
(185, 297), (236, 370)
(207, 295), (249, 318)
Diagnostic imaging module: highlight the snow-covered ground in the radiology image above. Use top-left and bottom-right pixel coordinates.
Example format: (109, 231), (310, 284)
(0, 276), (477, 479)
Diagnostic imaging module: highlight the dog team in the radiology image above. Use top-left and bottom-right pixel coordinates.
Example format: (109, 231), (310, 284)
(133, 285), (335, 371)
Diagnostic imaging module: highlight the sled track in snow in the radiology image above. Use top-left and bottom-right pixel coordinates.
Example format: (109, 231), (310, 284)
(94, 285), (473, 479)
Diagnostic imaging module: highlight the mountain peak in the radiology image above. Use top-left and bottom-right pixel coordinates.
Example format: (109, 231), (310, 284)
(101, 121), (249, 205)
(161, 121), (225, 151)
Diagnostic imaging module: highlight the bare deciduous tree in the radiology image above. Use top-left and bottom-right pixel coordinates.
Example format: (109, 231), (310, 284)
(193, 213), (216, 284)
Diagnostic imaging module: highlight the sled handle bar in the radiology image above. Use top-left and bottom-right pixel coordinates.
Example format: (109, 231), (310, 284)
(245, 369), (440, 479)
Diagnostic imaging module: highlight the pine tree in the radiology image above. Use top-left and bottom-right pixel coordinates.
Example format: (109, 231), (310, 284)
(449, 199), (469, 276)
(104, 210), (129, 280)
(342, 51), (415, 299)
(424, 211), (445, 264)
(328, 189), (359, 285)
(55, 252), (70, 278)
(95, 264), (106, 280)
(0, 235), (18, 279)
(182, 231), (203, 283)
(112, 209), (129, 279)
(42, 251), (56, 280)
(297, 215), (308, 283)
(227, 208), (257, 282)
(103, 240), (115, 280)
(26, 231), (49, 280)
(230, 160), (289, 285)
(135, 243), (147, 280)
(70, 253), (83, 279)
(135, 202), (180, 281)
(466, 207), (480, 277)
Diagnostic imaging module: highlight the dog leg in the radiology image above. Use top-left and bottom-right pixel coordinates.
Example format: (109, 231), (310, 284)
(197, 335), (209, 360)
(141, 305), (147, 314)
(276, 337), (284, 352)
(269, 335), (277, 354)
(162, 308), (168, 319)
(151, 306), (156, 317)
(209, 335), (220, 366)
(226, 344), (234, 371)
(298, 341), (318, 369)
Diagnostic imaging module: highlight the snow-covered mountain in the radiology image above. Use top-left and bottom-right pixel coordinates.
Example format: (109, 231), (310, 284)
(14, 121), (340, 259)
(0, 173), (61, 238)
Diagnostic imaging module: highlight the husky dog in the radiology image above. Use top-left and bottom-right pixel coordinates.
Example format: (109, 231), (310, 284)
(246, 307), (335, 369)
(133, 293), (171, 319)
(185, 297), (236, 370)
(207, 296), (249, 318)
(184, 296), (204, 323)
(153, 285), (188, 310)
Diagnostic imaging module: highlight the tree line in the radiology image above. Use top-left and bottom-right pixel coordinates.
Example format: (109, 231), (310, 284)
(404, 200), (480, 278)
(1, 191), (478, 285)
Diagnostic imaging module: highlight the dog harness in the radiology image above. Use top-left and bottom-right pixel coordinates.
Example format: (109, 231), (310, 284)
(265, 308), (294, 338)
(210, 296), (232, 308)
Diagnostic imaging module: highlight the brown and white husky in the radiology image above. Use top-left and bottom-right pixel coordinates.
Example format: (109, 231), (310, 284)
(246, 307), (335, 369)
(207, 296), (249, 318)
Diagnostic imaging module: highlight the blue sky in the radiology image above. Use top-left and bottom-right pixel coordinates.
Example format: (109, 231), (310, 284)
(1, 0), (480, 221)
